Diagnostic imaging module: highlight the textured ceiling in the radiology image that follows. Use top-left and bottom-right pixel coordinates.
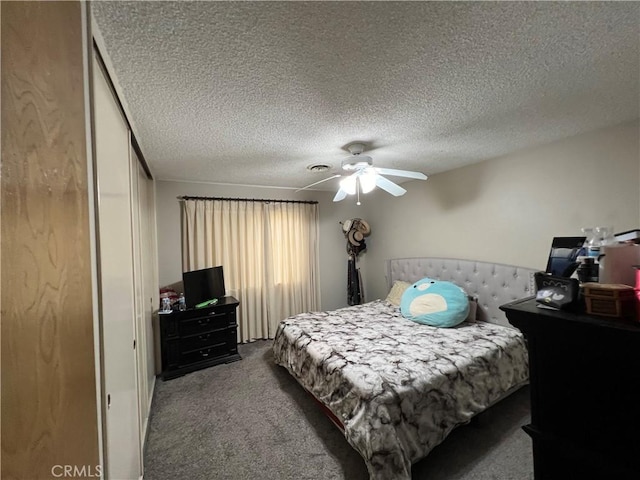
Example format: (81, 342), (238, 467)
(92, 1), (639, 191)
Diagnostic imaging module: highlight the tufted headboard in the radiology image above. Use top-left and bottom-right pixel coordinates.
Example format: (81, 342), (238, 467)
(385, 257), (538, 327)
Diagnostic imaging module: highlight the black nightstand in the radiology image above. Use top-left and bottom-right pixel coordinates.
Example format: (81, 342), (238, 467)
(159, 296), (241, 380)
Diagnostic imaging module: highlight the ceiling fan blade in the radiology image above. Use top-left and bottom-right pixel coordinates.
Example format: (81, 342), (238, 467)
(374, 167), (428, 180)
(333, 187), (348, 202)
(375, 175), (407, 196)
(295, 174), (341, 192)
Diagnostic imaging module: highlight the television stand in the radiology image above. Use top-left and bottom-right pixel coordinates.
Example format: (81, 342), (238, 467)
(159, 296), (240, 380)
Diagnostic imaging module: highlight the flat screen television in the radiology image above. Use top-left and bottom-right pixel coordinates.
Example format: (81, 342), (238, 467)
(182, 266), (226, 308)
(545, 236), (586, 277)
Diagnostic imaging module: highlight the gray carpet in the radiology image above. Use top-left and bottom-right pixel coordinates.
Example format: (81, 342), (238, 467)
(143, 340), (534, 480)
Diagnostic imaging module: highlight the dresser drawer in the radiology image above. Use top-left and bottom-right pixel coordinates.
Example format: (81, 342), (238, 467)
(180, 326), (235, 351)
(179, 340), (232, 366)
(180, 311), (234, 336)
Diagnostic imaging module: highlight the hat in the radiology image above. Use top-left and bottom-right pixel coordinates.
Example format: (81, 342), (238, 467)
(348, 228), (364, 247)
(353, 218), (371, 236)
(342, 219), (353, 234)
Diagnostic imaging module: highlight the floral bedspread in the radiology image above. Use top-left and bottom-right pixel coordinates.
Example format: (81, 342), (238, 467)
(272, 299), (529, 480)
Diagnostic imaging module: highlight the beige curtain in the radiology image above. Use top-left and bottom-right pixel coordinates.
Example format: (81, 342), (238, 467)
(181, 198), (319, 342)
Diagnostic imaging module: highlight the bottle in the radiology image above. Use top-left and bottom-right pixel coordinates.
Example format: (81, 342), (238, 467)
(581, 226), (601, 258)
(178, 293), (186, 311)
(587, 232), (601, 258)
(580, 227), (594, 257)
(576, 256), (598, 283)
(595, 226), (615, 247)
(161, 297), (172, 313)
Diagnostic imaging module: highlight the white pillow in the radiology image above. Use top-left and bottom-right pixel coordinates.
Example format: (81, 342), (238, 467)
(385, 281), (411, 306)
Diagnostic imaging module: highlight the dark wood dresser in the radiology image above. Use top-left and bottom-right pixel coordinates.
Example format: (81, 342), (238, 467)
(501, 297), (640, 479)
(159, 296), (241, 380)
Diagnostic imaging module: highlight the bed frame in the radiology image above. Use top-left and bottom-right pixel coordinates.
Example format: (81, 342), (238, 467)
(386, 257), (538, 327)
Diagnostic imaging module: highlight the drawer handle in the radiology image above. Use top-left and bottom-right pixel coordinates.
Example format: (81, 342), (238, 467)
(198, 334), (211, 341)
(197, 318), (211, 326)
(199, 349), (211, 358)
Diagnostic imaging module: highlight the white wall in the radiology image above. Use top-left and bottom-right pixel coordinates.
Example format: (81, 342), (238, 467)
(155, 181), (366, 312)
(362, 120), (640, 301)
(156, 121), (639, 315)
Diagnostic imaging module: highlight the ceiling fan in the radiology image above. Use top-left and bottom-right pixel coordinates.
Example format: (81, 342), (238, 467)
(297, 143), (428, 203)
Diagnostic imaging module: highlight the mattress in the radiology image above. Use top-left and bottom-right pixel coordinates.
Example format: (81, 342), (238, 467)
(272, 299), (529, 480)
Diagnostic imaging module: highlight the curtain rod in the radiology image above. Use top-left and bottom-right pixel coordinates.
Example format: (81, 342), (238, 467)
(177, 195), (318, 205)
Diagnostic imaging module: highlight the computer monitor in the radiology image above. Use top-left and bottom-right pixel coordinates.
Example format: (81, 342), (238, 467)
(545, 237), (586, 277)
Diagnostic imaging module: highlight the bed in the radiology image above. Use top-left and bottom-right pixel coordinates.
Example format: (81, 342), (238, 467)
(273, 257), (537, 479)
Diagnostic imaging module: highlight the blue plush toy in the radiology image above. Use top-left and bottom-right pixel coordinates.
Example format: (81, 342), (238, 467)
(400, 277), (469, 328)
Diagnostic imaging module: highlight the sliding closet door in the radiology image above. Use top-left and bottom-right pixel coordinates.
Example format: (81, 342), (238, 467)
(136, 159), (159, 421)
(130, 151), (150, 449)
(92, 53), (142, 479)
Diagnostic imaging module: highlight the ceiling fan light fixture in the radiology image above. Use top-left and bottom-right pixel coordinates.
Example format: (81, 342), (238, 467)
(359, 168), (377, 193)
(340, 175), (357, 195)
